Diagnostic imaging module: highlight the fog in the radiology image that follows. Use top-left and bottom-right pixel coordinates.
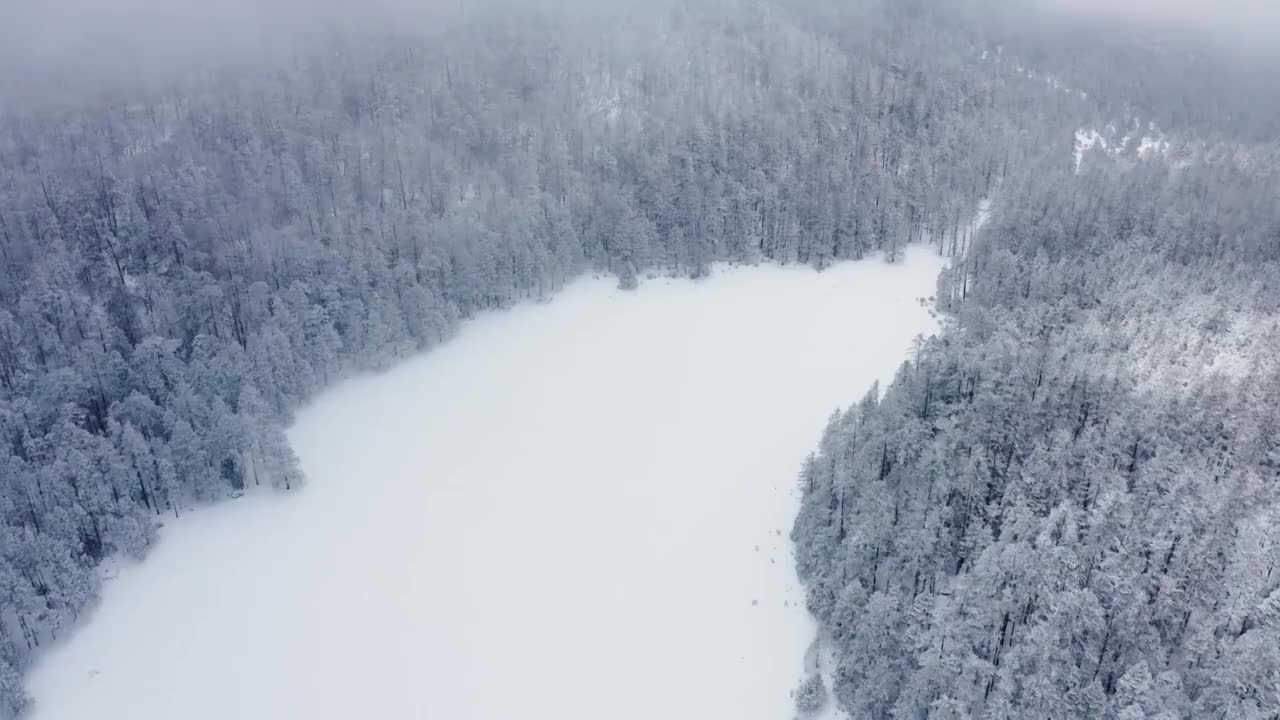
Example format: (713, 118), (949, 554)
(3, 0), (1274, 88)
(0, 0), (1273, 110)
(1042, 0), (1280, 53)
(0, 0), (649, 104)
(0, 0), (445, 101)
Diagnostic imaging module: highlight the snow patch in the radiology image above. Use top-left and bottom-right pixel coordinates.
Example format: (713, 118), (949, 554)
(1074, 128), (1108, 172)
(973, 196), (994, 234)
(1075, 124), (1170, 171)
(1138, 135), (1170, 158)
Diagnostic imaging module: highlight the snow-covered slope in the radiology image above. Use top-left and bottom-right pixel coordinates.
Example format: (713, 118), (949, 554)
(25, 249), (944, 720)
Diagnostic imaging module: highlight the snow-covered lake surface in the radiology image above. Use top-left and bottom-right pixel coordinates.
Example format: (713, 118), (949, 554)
(27, 248), (944, 720)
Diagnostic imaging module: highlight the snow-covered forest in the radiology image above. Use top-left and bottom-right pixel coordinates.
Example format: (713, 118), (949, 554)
(1, 0), (1278, 716)
(789, 8), (1280, 720)
(793, 156), (1280, 719)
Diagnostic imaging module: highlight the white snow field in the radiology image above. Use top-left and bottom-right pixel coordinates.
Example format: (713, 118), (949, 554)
(27, 248), (944, 720)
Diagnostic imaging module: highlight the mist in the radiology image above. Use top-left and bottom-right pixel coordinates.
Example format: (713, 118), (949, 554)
(1039, 0), (1280, 55)
(0, 0), (446, 102)
(0, 0), (664, 108)
(2, 0), (1274, 106)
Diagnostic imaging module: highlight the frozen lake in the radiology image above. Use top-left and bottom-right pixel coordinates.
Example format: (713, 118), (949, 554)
(27, 248), (944, 720)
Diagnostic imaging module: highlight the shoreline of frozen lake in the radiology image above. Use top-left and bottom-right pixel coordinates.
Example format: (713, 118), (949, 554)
(26, 247), (944, 720)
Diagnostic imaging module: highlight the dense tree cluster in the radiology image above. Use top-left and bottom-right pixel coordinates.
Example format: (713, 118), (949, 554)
(0, 1), (1091, 713)
(793, 139), (1280, 718)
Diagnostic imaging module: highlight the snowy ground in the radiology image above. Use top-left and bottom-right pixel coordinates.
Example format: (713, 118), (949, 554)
(26, 248), (944, 720)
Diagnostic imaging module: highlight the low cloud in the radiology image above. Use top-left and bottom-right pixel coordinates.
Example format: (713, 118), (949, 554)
(1042, 0), (1280, 54)
(1, 0), (1275, 105)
